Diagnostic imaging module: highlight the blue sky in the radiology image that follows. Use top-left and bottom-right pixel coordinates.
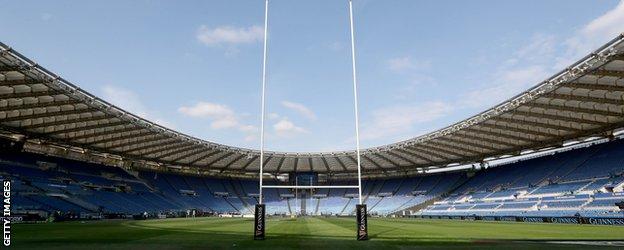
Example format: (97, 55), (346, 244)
(1, 0), (623, 152)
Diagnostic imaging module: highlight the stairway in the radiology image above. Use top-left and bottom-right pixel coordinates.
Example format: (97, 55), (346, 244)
(581, 197), (594, 208)
(61, 196), (99, 212)
(226, 179), (253, 214)
(576, 180), (596, 192)
(369, 197), (385, 211)
(222, 197), (240, 213)
(340, 198), (353, 215)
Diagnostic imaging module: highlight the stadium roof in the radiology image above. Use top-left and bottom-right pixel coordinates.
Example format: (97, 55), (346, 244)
(1, 34), (624, 177)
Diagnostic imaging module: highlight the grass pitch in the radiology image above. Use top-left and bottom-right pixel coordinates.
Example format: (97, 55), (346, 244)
(12, 217), (624, 249)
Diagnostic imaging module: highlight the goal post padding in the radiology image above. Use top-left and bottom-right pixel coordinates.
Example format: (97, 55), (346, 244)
(356, 204), (368, 241)
(253, 204), (265, 240)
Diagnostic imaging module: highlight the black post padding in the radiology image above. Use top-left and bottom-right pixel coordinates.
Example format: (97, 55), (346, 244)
(356, 204), (368, 241)
(254, 204), (265, 240)
(616, 201), (624, 209)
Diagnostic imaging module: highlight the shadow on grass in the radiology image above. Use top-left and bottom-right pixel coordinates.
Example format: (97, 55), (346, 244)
(120, 221), (623, 249)
(11, 219), (624, 250)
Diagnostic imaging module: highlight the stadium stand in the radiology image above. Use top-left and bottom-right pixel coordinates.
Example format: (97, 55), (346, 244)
(418, 139), (624, 221)
(4, 136), (622, 221)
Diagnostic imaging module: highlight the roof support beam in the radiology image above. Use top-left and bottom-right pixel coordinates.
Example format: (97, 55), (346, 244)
(21, 115), (113, 130)
(524, 102), (623, 118)
(240, 155), (259, 171)
(334, 156), (348, 172)
(611, 54), (624, 61)
(260, 156), (273, 171)
(419, 143), (466, 159)
(222, 153), (247, 170)
(169, 148), (207, 163)
(80, 129), (149, 145)
(135, 141), (191, 156)
(0, 79), (52, 86)
(493, 116), (583, 133)
(383, 151), (418, 166)
(188, 150), (223, 165)
(319, 157), (332, 172)
(39, 121), (126, 136)
(589, 69), (624, 78)
(71, 126), (141, 141)
(110, 136), (171, 151)
(203, 152), (234, 167)
(438, 136), (499, 152)
(478, 122), (556, 139)
(225, 154), (245, 169)
(1, 108), (97, 123)
(0, 99), (81, 112)
(433, 138), (487, 154)
(511, 110), (607, 126)
(0, 65), (22, 73)
(464, 126), (536, 143)
(403, 146), (449, 162)
(395, 148), (435, 164)
(543, 93), (623, 106)
(373, 152), (404, 167)
(156, 144), (202, 160)
(275, 157), (287, 173)
(0, 90), (60, 100)
(346, 155), (360, 169)
(564, 82), (624, 92)
(307, 158), (314, 172)
(362, 154), (382, 171)
(454, 131), (517, 148)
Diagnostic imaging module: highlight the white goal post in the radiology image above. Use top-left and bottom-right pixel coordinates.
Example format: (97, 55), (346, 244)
(254, 0), (368, 241)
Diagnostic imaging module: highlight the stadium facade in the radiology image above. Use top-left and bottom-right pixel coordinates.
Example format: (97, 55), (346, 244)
(1, 34), (624, 224)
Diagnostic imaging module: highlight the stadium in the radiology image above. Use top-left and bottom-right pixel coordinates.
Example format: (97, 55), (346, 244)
(2, 1), (624, 249)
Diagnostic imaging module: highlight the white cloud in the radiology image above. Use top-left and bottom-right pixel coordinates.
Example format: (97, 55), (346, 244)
(281, 101), (317, 120)
(178, 101), (257, 137)
(557, 1), (624, 68)
(360, 101), (454, 141)
(196, 25), (263, 47)
(268, 113), (280, 120)
(238, 124), (257, 133)
(177, 102), (308, 141)
(244, 134), (257, 142)
(514, 33), (556, 63)
(583, 1), (624, 38)
(465, 1), (624, 109)
(178, 102), (233, 120)
(327, 41), (344, 51)
(387, 56), (436, 99)
(41, 13), (53, 21)
(178, 102), (236, 128)
(101, 85), (175, 129)
(461, 65), (549, 109)
(273, 118), (308, 137)
(387, 57), (431, 72)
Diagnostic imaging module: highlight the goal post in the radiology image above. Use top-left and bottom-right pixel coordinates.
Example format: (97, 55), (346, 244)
(254, 0), (367, 241)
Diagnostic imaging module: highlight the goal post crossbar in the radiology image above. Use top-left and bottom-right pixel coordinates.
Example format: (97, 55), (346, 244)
(261, 185), (360, 189)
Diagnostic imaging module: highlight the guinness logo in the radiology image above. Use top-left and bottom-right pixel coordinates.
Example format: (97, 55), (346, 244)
(356, 204), (368, 241)
(253, 204), (266, 240)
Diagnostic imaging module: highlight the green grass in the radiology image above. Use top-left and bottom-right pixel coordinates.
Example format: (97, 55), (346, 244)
(11, 217), (624, 249)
